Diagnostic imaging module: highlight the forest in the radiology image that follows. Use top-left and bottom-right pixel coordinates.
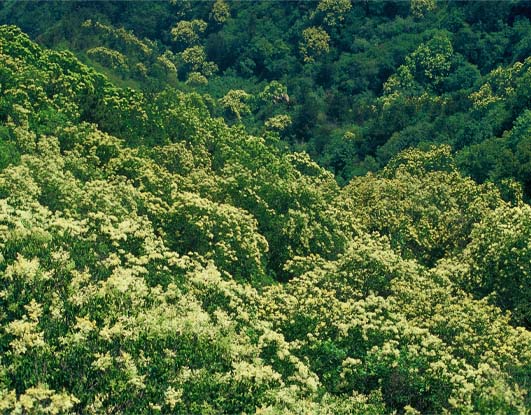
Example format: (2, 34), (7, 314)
(0, 1), (530, 414)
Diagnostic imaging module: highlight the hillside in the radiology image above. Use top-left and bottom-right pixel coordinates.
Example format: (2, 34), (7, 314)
(0, 24), (530, 414)
(5, 1), (531, 192)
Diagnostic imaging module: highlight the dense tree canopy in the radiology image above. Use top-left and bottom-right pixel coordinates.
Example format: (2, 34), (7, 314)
(0, 3), (531, 413)
(6, 1), (531, 194)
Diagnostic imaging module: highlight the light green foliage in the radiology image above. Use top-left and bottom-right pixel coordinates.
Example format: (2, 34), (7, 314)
(181, 45), (218, 77)
(0, 385), (79, 414)
(0, 24), (530, 415)
(186, 71), (208, 85)
(78, 20), (178, 87)
(259, 81), (289, 104)
(381, 33), (453, 108)
(82, 20), (152, 57)
(211, 0), (231, 24)
(156, 51), (178, 76)
(87, 47), (129, 73)
(171, 19), (207, 47)
(468, 58), (531, 110)
(180, 45), (206, 68)
(5, 0), (531, 195)
(261, 240), (530, 414)
(407, 33), (453, 85)
(300, 26), (330, 63)
(265, 114), (292, 131)
(460, 204), (531, 326)
(164, 192), (269, 281)
(219, 89), (252, 120)
(410, 0), (437, 18)
(341, 146), (503, 266)
(315, 0), (352, 26)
